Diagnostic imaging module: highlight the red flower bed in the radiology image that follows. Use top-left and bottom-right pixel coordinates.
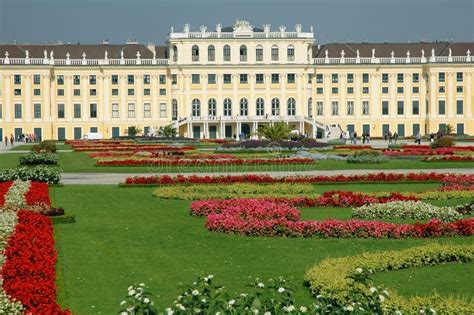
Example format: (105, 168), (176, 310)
(0, 181), (13, 206)
(25, 182), (51, 207)
(190, 198), (474, 238)
(424, 155), (474, 162)
(384, 146), (474, 156)
(125, 172), (465, 186)
(97, 157), (315, 166)
(2, 211), (70, 314)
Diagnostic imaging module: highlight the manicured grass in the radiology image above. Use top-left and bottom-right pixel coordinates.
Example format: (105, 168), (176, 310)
(52, 185), (473, 314)
(9, 144), (72, 151)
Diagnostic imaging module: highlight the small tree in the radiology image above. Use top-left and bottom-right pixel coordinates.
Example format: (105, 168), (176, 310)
(258, 122), (292, 141)
(125, 126), (142, 138)
(158, 125), (177, 138)
(445, 124), (454, 135)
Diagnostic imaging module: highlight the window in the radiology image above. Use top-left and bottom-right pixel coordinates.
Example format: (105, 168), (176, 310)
(127, 103), (135, 118)
(347, 101), (354, 116)
(316, 74), (323, 83)
(347, 73), (354, 83)
(439, 86), (445, 93)
(192, 74), (200, 84)
(255, 98), (264, 116)
(223, 45), (231, 61)
(112, 89), (118, 96)
(332, 74), (338, 83)
(128, 89), (135, 96)
(73, 75), (80, 85)
(144, 89), (151, 96)
(331, 101), (339, 116)
(362, 101), (369, 115)
(240, 45), (247, 61)
(57, 89), (63, 96)
(271, 74), (279, 84)
(34, 89), (41, 96)
(347, 87), (354, 94)
(362, 73), (369, 83)
(112, 103), (119, 118)
(208, 45), (215, 62)
(14, 75), (21, 84)
(317, 101), (323, 116)
(287, 74), (295, 84)
(307, 74), (313, 84)
(159, 75), (166, 84)
(127, 75), (134, 84)
(90, 89), (97, 96)
(457, 86), (463, 93)
(172, 75), (177, 85)
(223, 98), (232, 116)
(172, 99), (178, 120)
(412, 100), (419, 115)
(14, 89), (22, 96)
(192, 45), (199, 62)
(74, 103), (81, 118)
(90, 103), (98, 118)
(112, 75), (119, 85)
(160, 103), (167, 118)
(456, 100), (463, 115)
(412, 87), (419, 94)
(57, 75), (65, 85)
(144, 75), (151, 84)
(89, 75), (96, 85)
(14, 104), (22, 119)
(74, 89), (80, 96)
(412, 73), (419, 83)
(287, 45), (295, 61)
(240, 74), (248, 84)
(223, 74), (232, 84)
(382, 87), (389, 94)
(287, 98), (296, 116)
(208, 99), (217, 116)
(382, 101), (389, 115)
(397, 87), (404, 94)
(397, 101), (404, 115)
(192, 99), (201, 117)
(256, 45), (263, 61)
(256, 74), (264, 84)
(382, 73), (389, 83)
(271, 45), (279, 61)
(397, 73), (404, 83)
(362, 87), (369, 94)
(317, 88), (323, 94)
(438, 72), (445, 82)
(33, 74), (41, 85)
(239, 98), (248, 116)
(34, 103), (41, 119)
(208, 74), (216, 84)
(172, 45), (178, 62)
(332, 87), (338, 94)
(307, 98), (313, 117)
(57, 104), (65, 118)
(144, 103), (151, 118)
(271, 98), (280, 115)
(456, 72), (463, 82)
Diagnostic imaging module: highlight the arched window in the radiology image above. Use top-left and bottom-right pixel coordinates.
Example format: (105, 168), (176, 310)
(240, 45), (247, 61)
(223, 45), (231, 62)
(307, 97), (313, 118)
(172, 99), (178, 120)
(240, 98), (248, 116)
(271, 98), (280, 116)
(287, 98), (296, 116)
(223, 98), (232, 116)
(208, 45), (215, 62)
(192, 98), (201, 117)
(271, 45), (279, 61)
(256, 45), (263, 61)
(256, 98), (265, 116)
(192, 45), (199, 62)
(172, 46), (178, 62)
(208, 98), (217, 116)
(287, 45), (295, 61)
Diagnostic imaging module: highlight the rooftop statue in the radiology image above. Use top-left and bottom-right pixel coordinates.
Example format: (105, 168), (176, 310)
(233, 19), (253, 32)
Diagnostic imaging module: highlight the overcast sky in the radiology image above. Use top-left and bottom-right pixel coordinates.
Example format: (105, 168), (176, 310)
(0, 0), (472, 45)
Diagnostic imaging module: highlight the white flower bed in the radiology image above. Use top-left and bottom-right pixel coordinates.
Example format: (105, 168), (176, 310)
(352, 200), (462, 222)
(3, 180), (30, 210)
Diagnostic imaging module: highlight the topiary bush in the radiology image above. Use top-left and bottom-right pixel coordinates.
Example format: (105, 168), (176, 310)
(431, 136), (455, 148)
(32, 140), (57, 153)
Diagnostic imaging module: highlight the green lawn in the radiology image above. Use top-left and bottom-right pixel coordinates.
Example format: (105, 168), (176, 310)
(9, 144), (72, 151)
(0, 151), (473, 173)
(52, 185), (473, 314)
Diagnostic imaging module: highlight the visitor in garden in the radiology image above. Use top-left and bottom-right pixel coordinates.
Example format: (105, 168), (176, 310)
(10, 134), (14, 146)
(388, 131), (393, 143)
(415, 132), (421, 145)
(4, 136), (8, 147)
(366, 133), (370, 143)
(384, 131), (388, 142)
(362, 133), (366, 144)
(393, 132), (399, 143)
(353, 131), (358, 144)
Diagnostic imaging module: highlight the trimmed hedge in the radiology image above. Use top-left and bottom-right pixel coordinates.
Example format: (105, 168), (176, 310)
(304, 243), (474, 313)
(347, 150), (388, 164)
(0, 166), (61, 184)
(19, 152), (59, 166)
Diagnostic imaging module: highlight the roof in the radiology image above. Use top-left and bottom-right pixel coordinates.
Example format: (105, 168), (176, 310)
(313, 42), (474, 58)
(0, 43), (168, 59)
(221, 26), (264, 33)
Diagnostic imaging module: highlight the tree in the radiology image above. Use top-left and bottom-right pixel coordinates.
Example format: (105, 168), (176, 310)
(257, 122), (292, 141)
(445, 124), (454, 135)
(125, 126), (142, 138)
(158, 125), (177, 138)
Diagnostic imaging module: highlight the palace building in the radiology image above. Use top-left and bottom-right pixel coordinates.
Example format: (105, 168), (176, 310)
(0, 20), (473, 140)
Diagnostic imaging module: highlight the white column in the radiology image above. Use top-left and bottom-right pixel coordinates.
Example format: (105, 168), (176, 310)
(103, 74), (110, 122)
(354, 73), (362, 118)
(4, 75), (11, 121)
(42, 74), (50, 123)
(323, 74), (330, 121)
(466, 72), (472, 117)
(151, 74), (159, 120)
(81, 75), (89, 121)
(447, 72), (455, 118)
(24, 74), (32, 122)
(120, 75), (127, 121)
(429, 73), (437, 118)
(389, 73), (397, 118)
(65, 75), (73, 121)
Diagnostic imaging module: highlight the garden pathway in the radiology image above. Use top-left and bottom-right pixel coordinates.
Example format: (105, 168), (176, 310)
(61, 168), (474, 185)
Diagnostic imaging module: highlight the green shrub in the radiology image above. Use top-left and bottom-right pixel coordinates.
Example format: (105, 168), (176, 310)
(32, 140), (57, 153)
(347, 151), (388, 164)
(19, 152), (59, 166)
(0, 166), (61, 184)
(431, 136), (455, 148)
(328, 139), (346, 145)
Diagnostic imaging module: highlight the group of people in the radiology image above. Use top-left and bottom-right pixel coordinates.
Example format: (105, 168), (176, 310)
(4, 134), (15, 147)
(3, 133), (39, 147)
(383, 131), (400, 143)
(341, 131), (371, 145)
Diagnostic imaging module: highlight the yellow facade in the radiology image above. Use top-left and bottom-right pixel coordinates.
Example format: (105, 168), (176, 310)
(0, 21), (473, 140)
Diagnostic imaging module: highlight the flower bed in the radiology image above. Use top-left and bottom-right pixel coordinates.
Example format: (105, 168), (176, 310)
(1, 180), (52, 212)
(18, 152), (59, 166)
(383, 146), (474, 156)
(423, 155), (474, 162)
(0, 166), (61, 184)
(352, 200), (462, 222)
(0, 182), (13, 206)
(25, 182), (51, 208)
(219, 139), (329, 150)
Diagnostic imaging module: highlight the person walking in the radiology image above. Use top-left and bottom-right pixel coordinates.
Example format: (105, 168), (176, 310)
(10, 134), (14, 146)
(415, 132), (421, 145)
(384, 131), (388, 142)
(367, 133), (370, 144)
(362, 133), (366, 144)
(393, 132), (398, 143)
(353, 131), (358, 144)
(4, 136), (8, 147)
(388, 131), (393, 143)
